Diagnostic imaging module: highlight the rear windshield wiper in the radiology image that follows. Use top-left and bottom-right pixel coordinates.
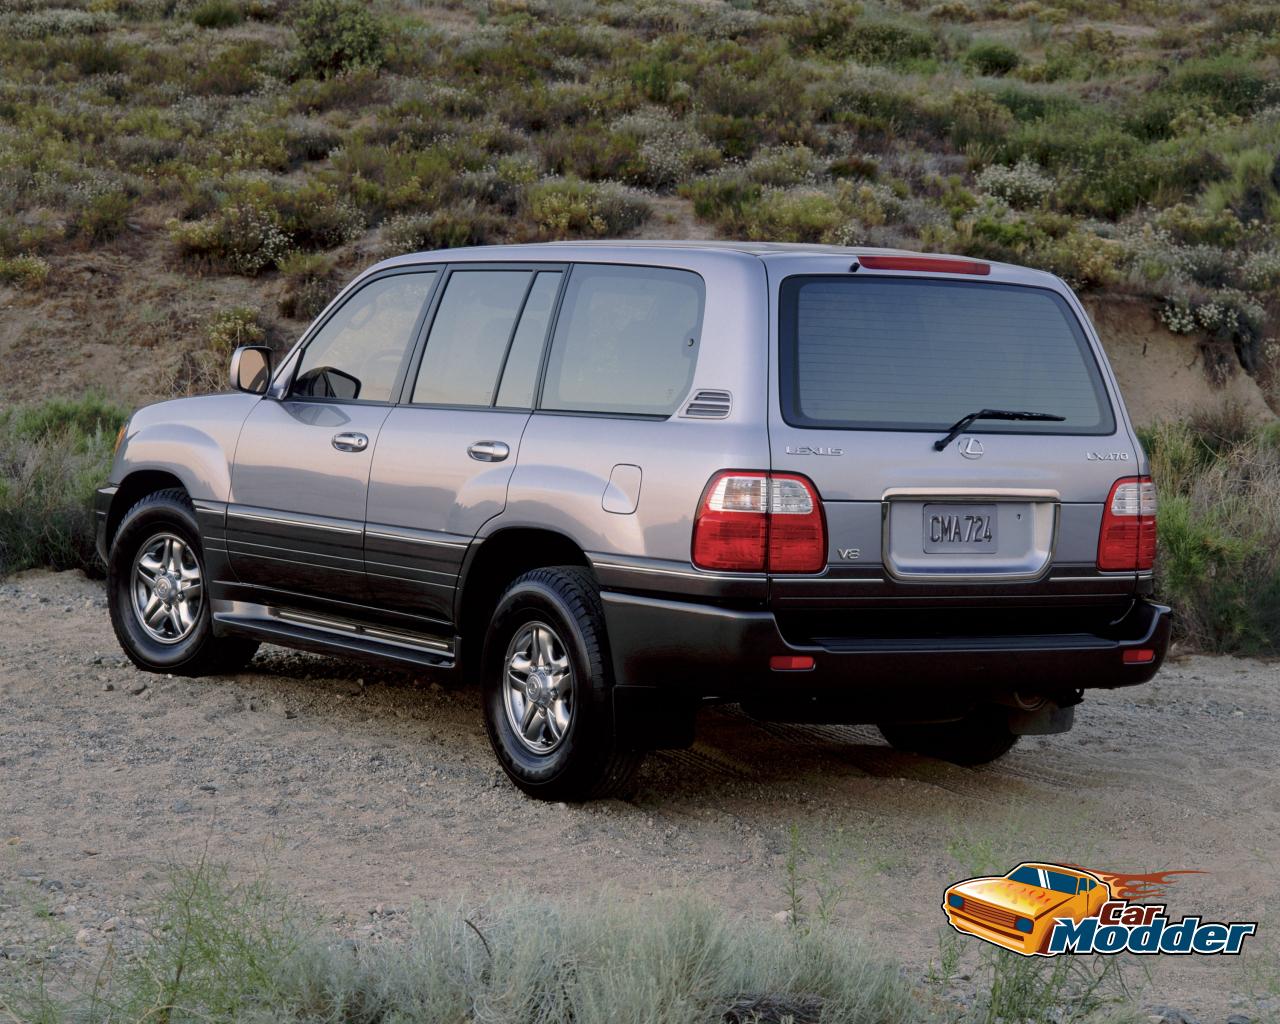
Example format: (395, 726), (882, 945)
(933, 409), (1066, 452)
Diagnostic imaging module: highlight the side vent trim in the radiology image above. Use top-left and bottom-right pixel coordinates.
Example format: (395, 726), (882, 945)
(681, 389), (732, 419)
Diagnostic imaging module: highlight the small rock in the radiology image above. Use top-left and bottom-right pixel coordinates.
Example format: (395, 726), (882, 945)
(129, 683), (147, 696)
(172, 800), (193, 814)
(772, 909), (794, 925)
(102, 918), (119, 933)
(1226, 1016), (1252, 1024)
(197, 784), (217, 793)
(103, 683), (114, 692)
(1148, 1008), (1201, 1024)
(75, 928), (93, 947)
(39, 879), (63, 893)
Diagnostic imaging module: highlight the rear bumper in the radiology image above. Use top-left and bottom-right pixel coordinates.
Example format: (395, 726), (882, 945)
(601, 591), (1170, 705)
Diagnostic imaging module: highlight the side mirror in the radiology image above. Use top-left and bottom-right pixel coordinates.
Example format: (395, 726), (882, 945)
(230, 345), (272, 395)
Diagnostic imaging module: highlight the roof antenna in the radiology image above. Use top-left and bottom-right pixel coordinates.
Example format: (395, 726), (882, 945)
(848, 261), (860, 272)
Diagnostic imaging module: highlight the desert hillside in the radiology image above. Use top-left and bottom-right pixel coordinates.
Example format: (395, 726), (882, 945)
(1, 0), (1278, 419)
(2, 0), (1279, 652)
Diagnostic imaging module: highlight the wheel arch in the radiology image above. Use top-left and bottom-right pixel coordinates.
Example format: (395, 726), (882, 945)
(455, 527), (594, 669)
(106, 470), (189, 551)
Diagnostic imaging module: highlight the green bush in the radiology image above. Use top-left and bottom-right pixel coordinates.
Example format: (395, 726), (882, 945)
(169, 179), (363, 275)
(169, 200), (291, 276)
(381, 202), (505, 255)
(741, 187), (845, 242)
(192, 40), (268, 95)
(1204, 146), (1280, 224)
(191, 0), (242, 28)
(292, 0), (385, 79)
(67, 189), (132, 244)
(681, 170), (763, 227)
(540, 124), (644, 182)
(206, 305), (266, 356)
(966, 40), (1021, 76)
(840, 18), (937, 65)
(525, 178), (650, 239)
(0, 395), (127, 576)
(795, 6), (937, 66)
(277, 250), (338, 320)
(1171, 55), (1271, 116)
(0, 254), (50, 289)
(1143, 416), (1280, 653)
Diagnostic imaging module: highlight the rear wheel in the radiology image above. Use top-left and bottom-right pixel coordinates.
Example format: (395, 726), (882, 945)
(108, 489), (259, 676)
(878, 707), (1018, 766)
(482, 566), (641, 801)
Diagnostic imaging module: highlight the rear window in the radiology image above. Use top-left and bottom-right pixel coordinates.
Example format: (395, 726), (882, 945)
(779, 276), (1115, 435)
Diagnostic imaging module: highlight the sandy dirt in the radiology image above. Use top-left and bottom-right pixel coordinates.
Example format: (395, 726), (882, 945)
(1, 570), (1278, 1019)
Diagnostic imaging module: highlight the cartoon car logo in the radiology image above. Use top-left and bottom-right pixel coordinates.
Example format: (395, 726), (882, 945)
(943, 862), (1111, 956)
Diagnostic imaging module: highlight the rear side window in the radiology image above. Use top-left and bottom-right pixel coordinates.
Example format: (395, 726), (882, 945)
(779, 277), (1114, 434)
(496, 271), (562, 409)
(412, 269), (531, 407)
(541, 265), (704, 417)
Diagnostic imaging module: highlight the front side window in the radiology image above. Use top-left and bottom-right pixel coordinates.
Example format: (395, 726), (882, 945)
(541, 265), (704, 417)
(292, 272), (437, 403)
(779, 276), (1114, 434)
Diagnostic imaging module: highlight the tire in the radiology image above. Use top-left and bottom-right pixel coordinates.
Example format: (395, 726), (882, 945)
(878, 706), (1019, 766)
(107, 488), (259, 676)
(481, 566), (641, 801)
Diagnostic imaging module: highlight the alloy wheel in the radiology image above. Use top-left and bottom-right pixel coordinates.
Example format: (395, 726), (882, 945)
(503, 620), (574, 754)
(131, 532), (203, 644)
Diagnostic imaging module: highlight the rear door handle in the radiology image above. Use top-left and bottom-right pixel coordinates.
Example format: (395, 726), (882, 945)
(467, 440), (510, 462)
(332, 432), (369, 452)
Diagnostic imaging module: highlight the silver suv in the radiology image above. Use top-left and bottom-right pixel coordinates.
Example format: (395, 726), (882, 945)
(96, 242), (1170, 800)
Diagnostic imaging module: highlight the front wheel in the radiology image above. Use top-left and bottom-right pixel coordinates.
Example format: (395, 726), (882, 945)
(107, 489), (259, 676)
(878, 707), (1019, 766)
(481, 567), (641, 801)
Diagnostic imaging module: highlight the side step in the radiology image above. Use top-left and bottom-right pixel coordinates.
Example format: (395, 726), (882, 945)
(214, 608), (457, 671)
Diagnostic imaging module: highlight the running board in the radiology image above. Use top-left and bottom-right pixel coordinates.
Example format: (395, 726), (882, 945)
(214, 609), (457, 671)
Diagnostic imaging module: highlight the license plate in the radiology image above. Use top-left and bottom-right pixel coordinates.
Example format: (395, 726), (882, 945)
(923, 504), (998, 554)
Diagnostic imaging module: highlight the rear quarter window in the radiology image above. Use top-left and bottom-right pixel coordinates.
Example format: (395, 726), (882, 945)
(779, 276), (1115, 435)
(540, 264), (704, 417)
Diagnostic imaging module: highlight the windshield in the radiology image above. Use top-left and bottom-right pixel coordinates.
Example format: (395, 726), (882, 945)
(778, 276), (1115, 435)
(1007, 865), (1082, 894)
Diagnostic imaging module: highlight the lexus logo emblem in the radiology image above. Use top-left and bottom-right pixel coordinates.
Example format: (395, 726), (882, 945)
(959, 437), (984, 459)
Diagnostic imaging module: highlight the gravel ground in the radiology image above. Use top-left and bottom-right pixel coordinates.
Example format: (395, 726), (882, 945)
(1, 569), (1277, 1021)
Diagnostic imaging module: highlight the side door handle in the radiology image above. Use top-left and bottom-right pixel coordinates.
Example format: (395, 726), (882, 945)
(467, 440), (510, 462)
(332, 432), (369, 452)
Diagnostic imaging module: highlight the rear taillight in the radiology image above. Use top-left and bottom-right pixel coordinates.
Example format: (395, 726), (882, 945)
(1097, 476), (1157, 571)
(692, 471), (827, 573)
